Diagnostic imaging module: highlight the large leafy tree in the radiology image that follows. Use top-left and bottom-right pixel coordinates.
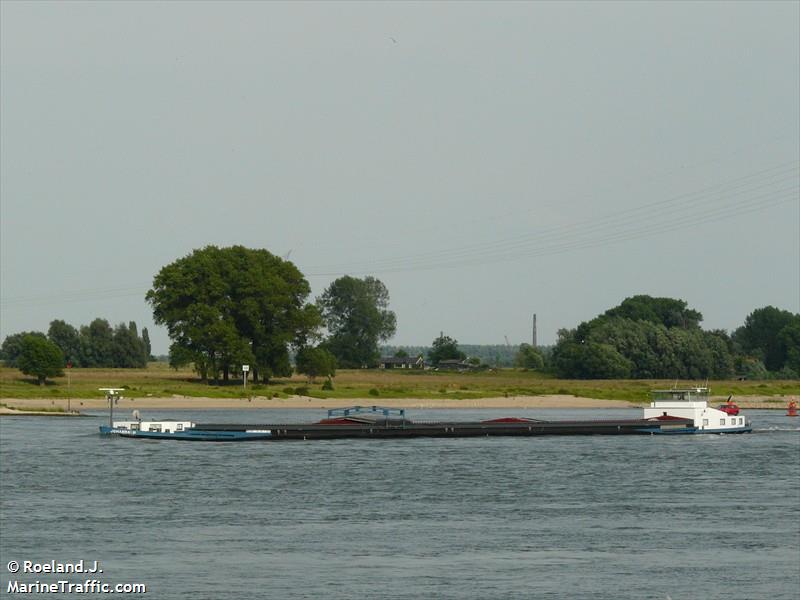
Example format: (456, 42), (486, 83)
(552, 340), (632, 379)
(295, 346), (337, 382)
(514, 343), (544, 370)
(0, 331), (47, 367)
(147, 245), (319, 383)
(604, 295), (702, 329)
(317, 276), (396, 368)
(47, 320), (81, 366)
(428, 333), (466, 366)
(733, 306), (799, 372)
(111, 322), (149, 368)
(554, 296), (735, 379)
(778, 320), (800, 375)
(17, 335), (65, 385)
(78, 318), (115, 367)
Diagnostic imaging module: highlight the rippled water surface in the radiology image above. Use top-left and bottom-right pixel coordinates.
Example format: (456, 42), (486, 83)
(1, 408), (799, 599)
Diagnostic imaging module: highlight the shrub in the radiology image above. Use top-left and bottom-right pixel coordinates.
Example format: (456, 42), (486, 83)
(321, 378), (334, 391)
(294, 386), (310, 396)
(368, 388), (380, 396)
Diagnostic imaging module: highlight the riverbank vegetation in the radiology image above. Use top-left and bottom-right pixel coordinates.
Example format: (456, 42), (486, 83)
(1, 246), (797, 386)
(1, 363), (796, 403)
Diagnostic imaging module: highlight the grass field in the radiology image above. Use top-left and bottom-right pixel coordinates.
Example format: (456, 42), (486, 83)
(1, 363), (797, 403)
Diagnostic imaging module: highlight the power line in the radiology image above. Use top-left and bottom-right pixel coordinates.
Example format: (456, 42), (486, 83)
(1, 162), (797, 307)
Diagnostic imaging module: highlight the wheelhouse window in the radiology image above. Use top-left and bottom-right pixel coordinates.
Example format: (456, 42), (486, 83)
(720, 419), (725, 426)
(703, 419), (709, 426)
(176, 424), (184, 431)
(148, 425), (162, 432)
(131, 423), (140, 431)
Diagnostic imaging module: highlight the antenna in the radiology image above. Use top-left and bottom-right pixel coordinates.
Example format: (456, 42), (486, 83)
(532, 313), (537, 347)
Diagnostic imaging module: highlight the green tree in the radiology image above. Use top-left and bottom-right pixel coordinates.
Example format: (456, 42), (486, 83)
(295, 346), (337, 382)
(111, 322), (148, 368)
(604, 295), (702, 329)
(1, 331), (47, 367)
(514, 343), (544, 370)
(141, 327), (152, 361)
(317, 276), (396, 368)
(778, 320), (800, 374)
(733, 307), (799, 371)
(17, 335), (65, 385)
(78, 318), (115, 367)
(47, 320), (81, 366)
(428, 333), (466, 366)
(552, 341), (632, 379)
(147, 245), (318, 383)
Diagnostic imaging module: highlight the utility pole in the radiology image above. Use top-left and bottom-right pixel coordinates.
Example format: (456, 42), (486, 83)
(532, 313), (537, 348)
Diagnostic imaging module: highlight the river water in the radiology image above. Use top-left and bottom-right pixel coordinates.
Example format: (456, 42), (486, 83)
(1, 408), (798, 599)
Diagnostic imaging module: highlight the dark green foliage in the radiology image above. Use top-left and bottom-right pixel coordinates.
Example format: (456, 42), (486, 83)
(295, 346), (337, 382)
(47, 320), (81, 365)
(394, 349), (409, 358)
(368, 387), (380, 396)
(317, 276), (396, 368)
(552, 341), (632, 379)
(78, 318), (114, 367)
(148, 245), (319, 384)
(17, 335), (65, 385)
(6, 319), (150, 369)
(141, 328), (152, 360)
(111, 322), (149, 368)
(1, 331), (47, 367)
(778, 320), (800, 374)
(737, 357), (769, 380)
(554, 296), (734, 379)
(428, 333), (466, 366)
(733, 306), (800, 372)
(515, 343), (545, 370)
(604, 295), (703, 329)
(321, 378), (334, 391)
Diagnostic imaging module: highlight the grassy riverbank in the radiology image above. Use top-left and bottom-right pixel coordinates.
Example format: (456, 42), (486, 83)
(1, 363), (796, 404)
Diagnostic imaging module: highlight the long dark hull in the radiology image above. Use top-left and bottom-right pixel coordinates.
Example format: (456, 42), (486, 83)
(186, 418), (707, 441)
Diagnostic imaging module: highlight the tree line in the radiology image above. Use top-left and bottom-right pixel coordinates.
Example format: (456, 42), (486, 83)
(1, 319), (152, 375)
(544, 296), (799, 380)
(2, 245), (797, 384)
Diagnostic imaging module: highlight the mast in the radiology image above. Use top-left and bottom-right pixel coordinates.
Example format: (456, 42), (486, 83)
(99, 388), (124, 427)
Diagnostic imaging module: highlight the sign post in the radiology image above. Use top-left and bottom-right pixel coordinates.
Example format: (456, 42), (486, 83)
(242, 364), (250, 393)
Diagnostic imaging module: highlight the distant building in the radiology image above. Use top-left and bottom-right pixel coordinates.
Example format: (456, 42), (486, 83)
(378, 356), (425, 370)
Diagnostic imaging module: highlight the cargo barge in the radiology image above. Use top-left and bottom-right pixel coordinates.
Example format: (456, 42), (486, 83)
(99, 387), (752, 441)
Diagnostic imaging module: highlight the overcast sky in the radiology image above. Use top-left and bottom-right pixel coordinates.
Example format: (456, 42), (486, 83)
(2, 1), (798, 354)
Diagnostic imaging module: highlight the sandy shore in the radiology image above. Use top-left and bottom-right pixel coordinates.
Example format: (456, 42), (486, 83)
(3, 394), (634, 411)
(1, 394), (792, 414)
(0, 407), (83, 416)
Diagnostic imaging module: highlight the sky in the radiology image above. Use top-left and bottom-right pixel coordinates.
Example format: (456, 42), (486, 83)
(1, 1), (799, 355)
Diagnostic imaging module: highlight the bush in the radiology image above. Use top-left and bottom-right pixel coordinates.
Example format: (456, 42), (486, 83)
(294, 386), (310, 396)
(321, 378), (334, 391)
(282, 387), (295, 394)
(368, 388), (380, 396)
